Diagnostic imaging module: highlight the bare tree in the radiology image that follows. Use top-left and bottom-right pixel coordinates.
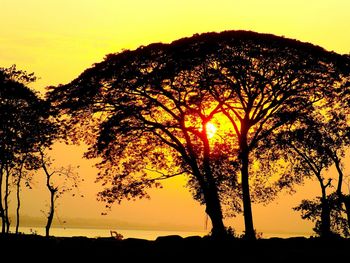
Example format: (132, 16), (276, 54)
(39, 150), (81, 237)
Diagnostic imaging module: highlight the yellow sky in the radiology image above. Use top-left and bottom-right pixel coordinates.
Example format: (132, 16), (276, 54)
(1, 0), (350, 236)
(2, 0), (350, 92)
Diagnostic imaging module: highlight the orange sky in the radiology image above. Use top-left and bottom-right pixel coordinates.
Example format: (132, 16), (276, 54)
(1, 0), (350, 236)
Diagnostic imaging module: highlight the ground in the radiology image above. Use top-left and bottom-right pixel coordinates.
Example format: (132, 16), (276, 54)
(1, 234), (349, 262)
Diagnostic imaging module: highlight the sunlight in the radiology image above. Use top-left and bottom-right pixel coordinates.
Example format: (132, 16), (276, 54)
(206, 122), (217, 139)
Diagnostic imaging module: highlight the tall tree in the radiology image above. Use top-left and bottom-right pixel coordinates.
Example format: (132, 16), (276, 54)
(48, 36), (238, 239)
(198, 33), (350, 239)
(0, 65), (55, 234)
(48, 31), (350, 239)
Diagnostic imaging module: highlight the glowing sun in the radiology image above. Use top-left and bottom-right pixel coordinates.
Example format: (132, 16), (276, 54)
(206, 122), (217, 138)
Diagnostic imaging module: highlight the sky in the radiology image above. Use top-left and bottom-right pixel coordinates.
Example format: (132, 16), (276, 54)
(1, 0), (350, 237)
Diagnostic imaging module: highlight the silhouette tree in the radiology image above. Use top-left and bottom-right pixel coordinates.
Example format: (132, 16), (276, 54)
(38, 149), (81, 237)
(197, 32), (350, 239)
(288, 111), (350, 237)
(319, 110), (350, 235)
(47, 30), (350, 239)
(333, 78), (350, 231)
(280, 123), (335, 237)
(48, 35), (240, 239)
(0, 65), (55, 234)
(262, 102), (350, 237)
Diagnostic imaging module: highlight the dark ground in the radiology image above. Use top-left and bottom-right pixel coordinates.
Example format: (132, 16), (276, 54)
(1, 234), (349, 262)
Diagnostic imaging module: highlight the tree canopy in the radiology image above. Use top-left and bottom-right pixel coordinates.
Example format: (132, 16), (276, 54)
(0, 65), (58, 233)
(48, 30), (350, 239)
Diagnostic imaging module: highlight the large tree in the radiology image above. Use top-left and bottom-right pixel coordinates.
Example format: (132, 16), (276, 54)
(193, 32), (350, 239)
(48, 30), (350, 239)
(48, 34), (243, 239)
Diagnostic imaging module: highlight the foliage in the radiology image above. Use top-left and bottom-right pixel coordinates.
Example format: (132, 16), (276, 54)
(0, 64), (57, 234)
(293, 193), (350, 238)
(0, 64), (57, 165)
(47, 30), (350, 239)
(262, 96), (350, 237)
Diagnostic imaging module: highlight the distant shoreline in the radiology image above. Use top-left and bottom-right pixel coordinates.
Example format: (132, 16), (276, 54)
(14, 214), (207, 232)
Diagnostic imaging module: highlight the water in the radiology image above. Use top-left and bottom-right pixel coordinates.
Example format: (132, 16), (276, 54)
(14, 226), (209, 240)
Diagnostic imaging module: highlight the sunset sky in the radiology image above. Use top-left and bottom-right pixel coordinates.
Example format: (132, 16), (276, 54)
(1, 0), (350, 236)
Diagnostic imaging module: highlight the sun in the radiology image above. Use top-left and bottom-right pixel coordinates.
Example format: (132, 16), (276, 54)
(205, 122), (217, 139)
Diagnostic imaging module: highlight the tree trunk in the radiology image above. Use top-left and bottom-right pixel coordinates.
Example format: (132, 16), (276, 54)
(239, 129), (255, 240)
(201, 133), (227, 239)
(0, 165), (6, 234)
(46, 189), (55, 237)
(320, 196), (331, 238)
(334, 157), (343, 195)
(4, 166), (11, 233)
(41, 154), (56, 237)
(190, 169), (227, 239)
(332, 157), (350, 230)
(241, 149), (255, 239)
(317, 176), (331, 238)
(203, 183), (227, 238)
(15, 175), (21, 234)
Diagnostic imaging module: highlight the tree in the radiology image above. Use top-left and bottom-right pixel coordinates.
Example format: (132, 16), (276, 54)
(38, 149), (81, 237)
(333, 76), (350, 231)
(47, 30), (350, 239)
(48, 35), (239, 239)
(294, 194), (349, 238)
(280, 122), (335, 237)
(0, 65), (55, 234)
(255, 65), (350, 238)
(197, 32), (350, 239)
(319, 109), (350, 235)
(267, 105), (350, 237)
(293, 111), (350, 237)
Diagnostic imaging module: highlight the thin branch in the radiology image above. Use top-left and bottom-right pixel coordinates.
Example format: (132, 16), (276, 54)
(144, 168), (188, 180)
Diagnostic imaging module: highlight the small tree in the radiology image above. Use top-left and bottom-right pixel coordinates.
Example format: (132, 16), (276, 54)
(38, 150), (81, 237)
(271, 108), (350, 237)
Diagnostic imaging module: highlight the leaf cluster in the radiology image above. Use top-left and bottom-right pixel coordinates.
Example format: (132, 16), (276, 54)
(47, 30), (350, 212)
